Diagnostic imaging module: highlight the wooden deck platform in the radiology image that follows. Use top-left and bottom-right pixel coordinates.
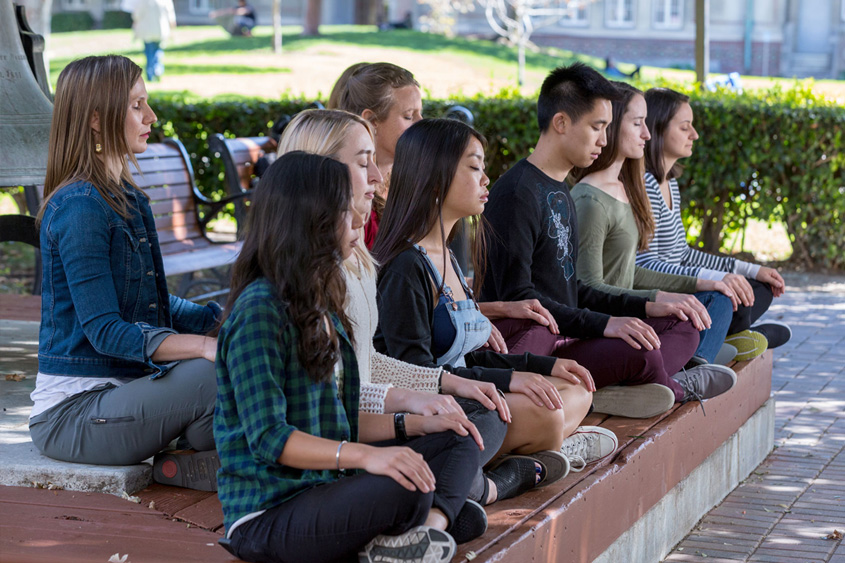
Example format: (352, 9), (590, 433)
(457, 352), (774, 562)
(0, 353), (773, 563)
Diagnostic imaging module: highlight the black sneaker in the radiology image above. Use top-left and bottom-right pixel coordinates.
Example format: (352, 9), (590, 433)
(751, 321), (792, 349)
(672, 364), (737, 407)
(359, 526), (456, 563)
(152, 449), (220, 491)
(447, 499), (487, 544)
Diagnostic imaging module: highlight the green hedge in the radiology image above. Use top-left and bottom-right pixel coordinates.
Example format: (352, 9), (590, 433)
(51, 12), (94, 33)
(150, 84), (845, 270)
(102, 11), (133, 29)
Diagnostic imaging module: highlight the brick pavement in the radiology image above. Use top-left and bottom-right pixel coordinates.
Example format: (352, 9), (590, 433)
(664, 279), (845, 563)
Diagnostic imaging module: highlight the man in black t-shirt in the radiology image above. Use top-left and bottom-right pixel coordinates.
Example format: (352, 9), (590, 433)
(481, 63), (737, 418)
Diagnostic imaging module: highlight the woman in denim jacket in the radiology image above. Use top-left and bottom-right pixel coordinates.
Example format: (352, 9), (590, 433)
(29, 55), (220, 490)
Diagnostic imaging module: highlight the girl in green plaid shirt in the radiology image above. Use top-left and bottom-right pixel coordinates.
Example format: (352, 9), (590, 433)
(215, 152), (479, 563)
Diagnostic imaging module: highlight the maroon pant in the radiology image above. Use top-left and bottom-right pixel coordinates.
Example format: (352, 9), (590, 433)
(494, 317), (699, 402)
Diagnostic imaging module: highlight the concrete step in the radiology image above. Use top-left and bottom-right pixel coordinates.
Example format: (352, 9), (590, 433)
(0, 441), (152, 496)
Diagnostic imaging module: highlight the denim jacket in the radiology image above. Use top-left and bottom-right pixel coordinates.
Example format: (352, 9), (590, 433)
(38, 180), (221, 379)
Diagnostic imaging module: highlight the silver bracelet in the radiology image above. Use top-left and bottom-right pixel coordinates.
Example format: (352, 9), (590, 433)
(336, 440), (347, 471)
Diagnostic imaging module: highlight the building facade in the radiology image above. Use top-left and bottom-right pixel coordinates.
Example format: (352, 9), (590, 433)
(439, 0), (845, 79)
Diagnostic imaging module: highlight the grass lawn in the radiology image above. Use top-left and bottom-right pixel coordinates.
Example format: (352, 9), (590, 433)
(46, 25), (845, 101)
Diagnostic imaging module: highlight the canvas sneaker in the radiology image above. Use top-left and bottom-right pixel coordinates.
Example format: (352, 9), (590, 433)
(359, 526), (456, 563)
(559, 426), (619, 472)
(672, 364), (737, 408)
(750, 320), (792, 349)
(592, 383), (676, 419)
(725, 330), (768, 362)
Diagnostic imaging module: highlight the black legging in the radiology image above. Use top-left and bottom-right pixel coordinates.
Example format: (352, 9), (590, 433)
(728, 279), (774, 335)
(227, 429), (479, 563)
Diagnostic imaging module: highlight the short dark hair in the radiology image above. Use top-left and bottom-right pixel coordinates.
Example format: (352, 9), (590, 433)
(537, 62), (620, 132)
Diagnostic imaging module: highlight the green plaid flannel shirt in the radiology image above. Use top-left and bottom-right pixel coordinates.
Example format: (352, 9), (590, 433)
(214, 278), (360, 532)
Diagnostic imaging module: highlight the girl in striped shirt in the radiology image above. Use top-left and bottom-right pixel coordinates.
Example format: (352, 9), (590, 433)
(635, 88), (791, 356)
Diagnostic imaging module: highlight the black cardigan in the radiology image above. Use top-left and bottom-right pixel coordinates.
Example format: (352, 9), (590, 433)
(374, 247), (557, 392)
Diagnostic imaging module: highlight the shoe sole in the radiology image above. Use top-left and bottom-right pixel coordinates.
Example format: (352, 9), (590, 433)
(153, 450), (220, 491)
(592, 384), (676, 418)
(488, 450), (570, 489)
(725, 330), (768, 362)
(359, 526), (456, 563)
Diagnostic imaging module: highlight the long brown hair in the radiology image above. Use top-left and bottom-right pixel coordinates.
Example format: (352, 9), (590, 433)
(372, 118), (488, 293)
(328, 62), (420, 219)
(571, 82), (655, 251)
(224, 151), (355, 383)
(39, 55), (143, 224)
(644, 87), (690, 183)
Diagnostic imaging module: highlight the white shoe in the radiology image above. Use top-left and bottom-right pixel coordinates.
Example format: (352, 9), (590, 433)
(559, 426), (619, 472)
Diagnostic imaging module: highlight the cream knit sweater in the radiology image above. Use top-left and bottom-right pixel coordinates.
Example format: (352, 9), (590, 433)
(345, 263), (440, 413)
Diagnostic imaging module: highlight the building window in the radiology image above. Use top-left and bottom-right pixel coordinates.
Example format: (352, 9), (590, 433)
(606, 0), (635, 28)
(61, 0), (88, 11)
(653, 0), (683, 29)
(560, 0), (589, 27)
(189, 0), (210, 14)
(104, 0), (121, 10)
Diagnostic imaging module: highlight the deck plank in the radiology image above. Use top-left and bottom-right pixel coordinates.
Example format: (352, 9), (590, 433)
(0, 486), (240, 562)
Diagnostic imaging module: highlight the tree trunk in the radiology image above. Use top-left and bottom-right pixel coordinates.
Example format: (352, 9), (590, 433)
(272, 0), (282, 53)
(304, 0), (321, 36)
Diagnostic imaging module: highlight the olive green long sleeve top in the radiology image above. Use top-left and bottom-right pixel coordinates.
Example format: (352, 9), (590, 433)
(572, 183), (698, 301)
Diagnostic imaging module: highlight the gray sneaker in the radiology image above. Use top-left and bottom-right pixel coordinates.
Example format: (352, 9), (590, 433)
(560, 426), (619, 472)
(672, 364), (737, 406)
(592, 383), (676, 418)
(359, 526), (456, 563)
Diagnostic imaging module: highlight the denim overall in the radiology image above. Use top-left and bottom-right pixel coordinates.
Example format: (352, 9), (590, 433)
(415, 245), (491, 367)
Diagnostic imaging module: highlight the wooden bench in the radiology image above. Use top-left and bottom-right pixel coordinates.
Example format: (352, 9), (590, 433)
(0, 138), (244, 324)
(0, 214), (42, 322)
(131, 137), (243, 299)
(208, 133), (272, 238)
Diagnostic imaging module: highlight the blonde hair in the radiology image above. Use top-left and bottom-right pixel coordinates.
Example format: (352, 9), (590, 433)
(39, 55), (143, 224)
(277, 109), (377, 276)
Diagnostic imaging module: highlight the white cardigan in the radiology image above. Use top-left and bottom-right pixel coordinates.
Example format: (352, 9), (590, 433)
(345, 263), (440, 413)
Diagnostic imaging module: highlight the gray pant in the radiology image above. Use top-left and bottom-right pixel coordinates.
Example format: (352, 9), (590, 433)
(29, 358), (216, 466)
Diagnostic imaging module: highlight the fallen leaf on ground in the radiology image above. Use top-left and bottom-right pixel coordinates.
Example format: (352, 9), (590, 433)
(4, 373), (26, 381)
(108, 554), (129, 563)
(825, 530), (843, 540)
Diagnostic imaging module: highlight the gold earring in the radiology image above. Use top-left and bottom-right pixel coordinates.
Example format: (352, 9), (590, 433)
(95, 143), (102, 153)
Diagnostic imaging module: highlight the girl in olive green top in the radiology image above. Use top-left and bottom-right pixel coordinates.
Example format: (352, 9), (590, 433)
(569, 82), (734, 364)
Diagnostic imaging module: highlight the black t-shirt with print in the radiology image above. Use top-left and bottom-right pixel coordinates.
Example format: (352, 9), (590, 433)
(480, 158), (647, 338)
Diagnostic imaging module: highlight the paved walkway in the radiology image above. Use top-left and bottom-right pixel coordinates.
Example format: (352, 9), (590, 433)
(665, 273), (845, 563)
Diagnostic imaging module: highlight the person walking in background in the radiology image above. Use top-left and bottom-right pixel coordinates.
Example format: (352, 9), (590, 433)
(132, 0), (175, 82)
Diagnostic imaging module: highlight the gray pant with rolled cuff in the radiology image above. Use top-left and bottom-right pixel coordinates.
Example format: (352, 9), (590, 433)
(29, 358), (216, 466)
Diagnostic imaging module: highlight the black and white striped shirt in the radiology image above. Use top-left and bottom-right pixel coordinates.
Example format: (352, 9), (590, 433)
(635, 172), (758, 280)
